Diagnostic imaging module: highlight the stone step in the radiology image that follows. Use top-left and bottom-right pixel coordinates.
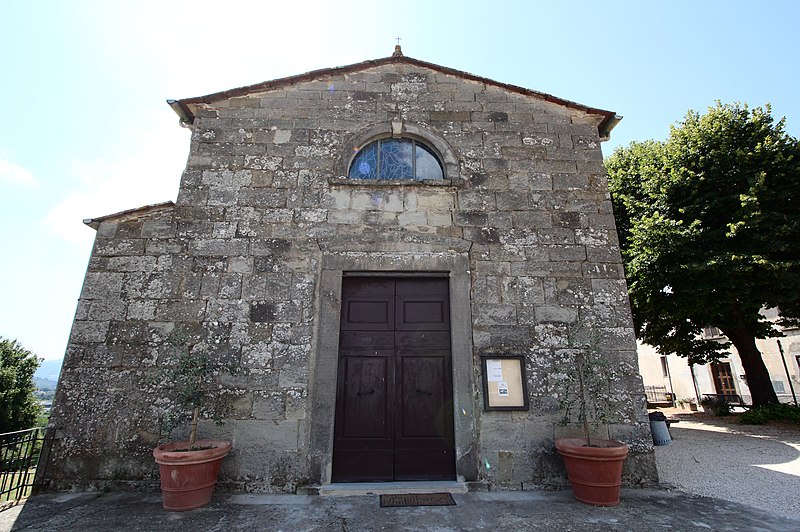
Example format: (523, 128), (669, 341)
(317, 481), (469, 497)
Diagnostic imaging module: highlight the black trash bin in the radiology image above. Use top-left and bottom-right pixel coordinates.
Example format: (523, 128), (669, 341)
(648, 411), (672, 445)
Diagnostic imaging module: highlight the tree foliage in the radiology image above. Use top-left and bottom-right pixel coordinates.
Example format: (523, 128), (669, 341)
(607, 102), (800, 407)
(153, 326), (237, 448)
(0, 337), (42, 433)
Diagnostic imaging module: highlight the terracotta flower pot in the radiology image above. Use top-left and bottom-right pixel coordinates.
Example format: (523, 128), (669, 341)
(153, 439), (231, 511)
(555, 437), (629, 507)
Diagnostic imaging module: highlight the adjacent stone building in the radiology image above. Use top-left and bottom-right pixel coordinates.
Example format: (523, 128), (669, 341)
(48, 48), (657, 492)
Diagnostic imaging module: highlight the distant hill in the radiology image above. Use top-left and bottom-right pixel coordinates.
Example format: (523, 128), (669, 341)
(34, 377), (58, 391)
(35, 358), (63, 381)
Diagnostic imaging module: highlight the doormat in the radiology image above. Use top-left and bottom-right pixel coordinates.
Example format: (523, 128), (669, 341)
(380, 493), (456, 507)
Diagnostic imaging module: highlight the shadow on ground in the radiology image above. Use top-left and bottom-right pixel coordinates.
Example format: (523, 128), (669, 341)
(654, 412), (800, 519)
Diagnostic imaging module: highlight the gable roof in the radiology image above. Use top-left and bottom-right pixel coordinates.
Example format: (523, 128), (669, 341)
(168, 50), (621, 139)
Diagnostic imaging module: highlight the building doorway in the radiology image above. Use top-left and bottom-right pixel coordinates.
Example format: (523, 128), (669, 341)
(331, 276), (456, 482)
(711, 361), (737, 396)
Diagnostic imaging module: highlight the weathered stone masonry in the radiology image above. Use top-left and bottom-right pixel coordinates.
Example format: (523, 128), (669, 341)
(48, 51), (657, 492)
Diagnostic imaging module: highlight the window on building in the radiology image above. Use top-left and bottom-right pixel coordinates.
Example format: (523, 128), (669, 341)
(772, 380), (786, 394)
(660, 356), (670, 378)
(349, 138), (444, 181)
(702, 326), (722, 339)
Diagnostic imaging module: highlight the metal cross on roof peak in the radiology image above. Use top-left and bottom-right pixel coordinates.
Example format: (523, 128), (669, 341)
(392, 37), (404, 57)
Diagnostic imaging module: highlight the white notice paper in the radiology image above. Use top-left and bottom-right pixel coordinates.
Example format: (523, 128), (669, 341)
(487, 360), (503, 382)
(497, 382), (509, 397)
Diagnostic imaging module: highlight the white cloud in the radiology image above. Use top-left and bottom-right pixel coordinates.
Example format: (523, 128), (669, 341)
(0, 157), (39, 187)
(44, 117), (190, 244)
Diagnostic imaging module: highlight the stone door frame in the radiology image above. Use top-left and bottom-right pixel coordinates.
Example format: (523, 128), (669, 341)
(307, 251), (478, 485)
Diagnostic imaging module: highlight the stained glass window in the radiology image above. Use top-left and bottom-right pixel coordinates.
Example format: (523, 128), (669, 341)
(349, 138), (444, 181)
(350, 142), (378, 179)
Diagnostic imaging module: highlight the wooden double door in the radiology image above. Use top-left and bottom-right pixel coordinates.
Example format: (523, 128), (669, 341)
(332, 277), (456, 482)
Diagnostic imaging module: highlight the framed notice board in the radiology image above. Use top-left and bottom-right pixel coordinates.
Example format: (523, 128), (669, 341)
(481, 355), (529, 411)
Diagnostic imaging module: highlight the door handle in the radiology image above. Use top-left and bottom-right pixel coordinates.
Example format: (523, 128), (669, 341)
(356, 389), (375, 397)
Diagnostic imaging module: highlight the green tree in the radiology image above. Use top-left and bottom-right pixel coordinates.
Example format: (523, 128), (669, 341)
(607, 103), (800, 407)
(0, 338), (42, 433)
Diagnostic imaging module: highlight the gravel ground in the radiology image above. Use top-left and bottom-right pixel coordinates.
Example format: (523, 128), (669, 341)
(654, 411), (800, 519)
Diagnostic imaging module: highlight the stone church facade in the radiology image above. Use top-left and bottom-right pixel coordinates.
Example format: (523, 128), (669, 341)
(48, 49), (657, 492)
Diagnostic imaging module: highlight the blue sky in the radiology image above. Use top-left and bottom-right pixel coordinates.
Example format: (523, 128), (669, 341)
(2, 1), (799, 361)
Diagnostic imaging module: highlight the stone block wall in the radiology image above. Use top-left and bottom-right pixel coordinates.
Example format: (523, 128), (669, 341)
(48, 60), (656, 493)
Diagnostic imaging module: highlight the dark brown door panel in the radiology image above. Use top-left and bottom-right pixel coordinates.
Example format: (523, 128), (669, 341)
(332, 277), (455, 482)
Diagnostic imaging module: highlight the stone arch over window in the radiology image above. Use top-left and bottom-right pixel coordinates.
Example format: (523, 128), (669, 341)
(335, 120), (460, 184)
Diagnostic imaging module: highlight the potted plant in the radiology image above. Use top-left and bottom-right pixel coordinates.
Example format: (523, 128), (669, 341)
(554, 326), (629, 507)
(699, 395), (731, 416)
(151, 329), (235, 511)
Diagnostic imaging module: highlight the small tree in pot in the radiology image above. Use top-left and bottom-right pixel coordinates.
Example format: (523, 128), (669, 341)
(555, 326), (630, 506)
(151, 328), (236, 511)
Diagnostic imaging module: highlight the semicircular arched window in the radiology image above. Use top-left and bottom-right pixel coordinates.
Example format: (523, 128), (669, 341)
(349, 138), (444, 181)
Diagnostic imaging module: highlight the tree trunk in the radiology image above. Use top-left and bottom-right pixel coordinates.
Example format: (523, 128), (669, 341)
(722, 329), (779, 407)
(189, 406), (199, 448)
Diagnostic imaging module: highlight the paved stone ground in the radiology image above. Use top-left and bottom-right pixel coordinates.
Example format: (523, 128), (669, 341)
(654, 410), (800, 519)
(3, 489), (800, 532)
(4, 413), (799, 531)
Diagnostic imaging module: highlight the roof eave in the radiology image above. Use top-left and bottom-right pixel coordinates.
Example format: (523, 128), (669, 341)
(167, 100), (194, 127)
(83, 201), (175, 230)
(598, 114), (623, 141)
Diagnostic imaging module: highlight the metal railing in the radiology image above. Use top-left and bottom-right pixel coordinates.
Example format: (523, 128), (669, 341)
(0, 427), (53, 509)
(644, 385), (673, 405)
